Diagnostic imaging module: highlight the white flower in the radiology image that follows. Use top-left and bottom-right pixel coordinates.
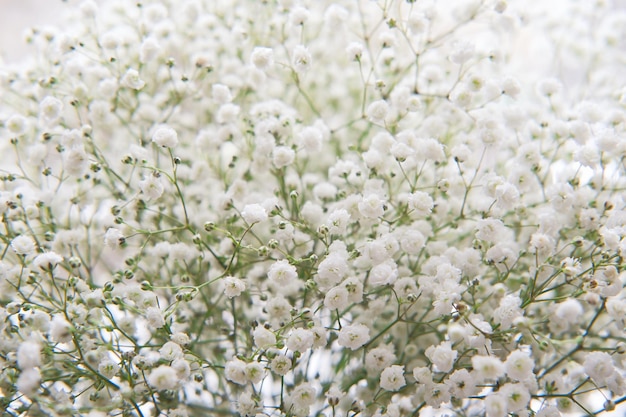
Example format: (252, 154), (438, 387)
(49, 315), (73, 343)
(529, 232), (555, 256)
(223, 276), (246, 298)
(265, 296), (292, 327)
(245, 361), (265, 384)
(212, 84), (232, 104)
(369, 260), (398, 286)
(292, 45), (312, 73)
(6, 115), (27, 135)
(380, 365), (406, 391)
(251, 47), (273, 69)
(446, 369), (478, 398)
(297, 126), (323, 153)
(500, 382), (531, 412)
(358, 194), (385, 219)
(152, 126), (179, 148)
(98, 358), (120, 379)
(270, 354), (291, 376)
(11, 235), (36, 256)
(407, 191), (434, 216)
(17, 368), (41, 396)
(291, 383), (316, 408)
(139, 37), (161, 63)
(365, 346), (396, 374)
(121, 68), (145, 90)
(315, 253), (348, 289)
(583, 351), (616, 384)
(268, 259), (298, 286)
(476, 218), (505, 242)
(493, 294), (522, 330)
(450, 40), (475, 64)
(145, 307), (166, 329)
(64, 147), (89, 177)
(337, 323), (370, 350)
(216, 103), (240, 124)
(400, 229), (426, 255)
(471, 355), (505, 381)
(425, 341), (457, 373)
(390, 142), (415, 162)
(554, 299), (583, 325)
(505, 350), (534, 381)
(241, 203), (268, 224)
(34, 251), (62, 270)
(40, 96), (63, 123)
(286, 328), (314, 352)
(328, 209), (351, 235)
(272, 146), (295, 168)
(485, 393), (507, 417)
(104, 227), (125, 249)
(367, 100), (389, 123)
(253, 326), (276, 349)
(225, 358), (248, 385)
(17, 341), (41, 370)
(324, 286), (349, 310)
(346, 41), (364, 60)
(147, 365), (179, 391)
(139, 174), (164, 200)
(159, 341), (183, 361)
(237, 391), (259, 417)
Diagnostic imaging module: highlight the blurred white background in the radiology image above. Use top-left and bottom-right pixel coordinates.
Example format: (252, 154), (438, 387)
(0, 0), (89, 62)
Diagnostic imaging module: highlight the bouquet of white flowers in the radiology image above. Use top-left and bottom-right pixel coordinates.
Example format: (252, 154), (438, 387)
(0, 1), (625, 416)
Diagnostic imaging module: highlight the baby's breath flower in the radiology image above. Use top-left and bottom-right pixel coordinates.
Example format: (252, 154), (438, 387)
(379, 365), (406, 391)
(251, 46), (273, 69)
(223, 276), (246, 298)
(148, 365), (179, 391)
(241, 203), (268, 224)
(152, 126), (179, 148)
(11, 235), (36, 256)
(337, 323), (370, 350)
(121, 68), (145, 90)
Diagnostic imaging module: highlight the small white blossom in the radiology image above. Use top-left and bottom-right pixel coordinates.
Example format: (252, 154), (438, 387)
(147, 365), (179, 391)
(17, 341), (41, 370)
(251, 47), (273, 69)
(379, 365), (406, 391)
(358, 194), (385, 219)
(272, 146), (295, 168)
(139, 174), (164, 200)
(287, 328), (314, 352)
(241, 203), (268, 224)
(152, 126), (179, 148)
(121, 68), (145, 90)
(425, 341), (457, 373)
(50, 315), (73, 343)
(337, 323), (370, 350)
(11, 235), (36, 256)
(225, 358), (248, 385)
(292, 45), (312, 73)
(145, 307), (166, 329)
(471, 355), (505, 381)
(324, 285), (349, 310)
(17, 368), (41, 396)
(40, 96), (63, 123)
(223, 276), (246, 298)
(33, 251), (63, 270)
(367, 100), (389, 123)
(253, 326), (276, 349)
(104, 227), (125, 249)
(270, 354), (292, 376)
(291, 383), (317, 408)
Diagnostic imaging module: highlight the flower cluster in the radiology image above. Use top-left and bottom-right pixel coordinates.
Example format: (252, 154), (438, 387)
(0, 0), (625, 416)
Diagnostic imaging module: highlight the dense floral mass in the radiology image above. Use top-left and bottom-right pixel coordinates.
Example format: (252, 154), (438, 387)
(0, 0), (625, 416)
